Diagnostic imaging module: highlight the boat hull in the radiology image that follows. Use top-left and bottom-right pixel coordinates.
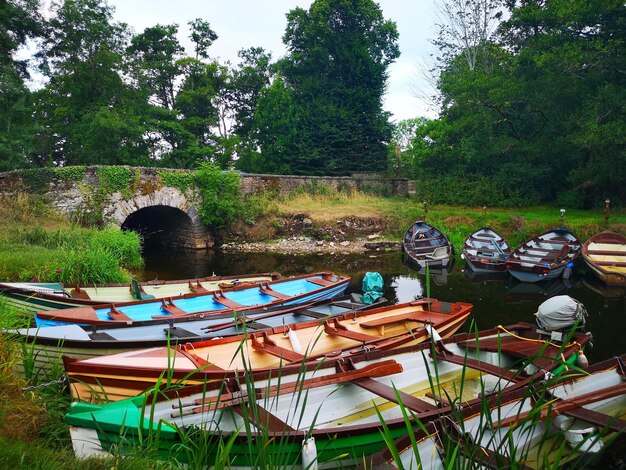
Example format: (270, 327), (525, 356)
(14, 297), (375, 378)
(402, 220), (453, 268)
(506, 228), (580, 283)
(462, 227), (511, 273)
(0, 273), (280, 313)
(63, 299), (473, 402)
(368, 354), (626, 469)
(508, 265), (565, 282)
(34, 272), (350, 327)
(582, 231), (626, 286)
(65, 324), (588, 466)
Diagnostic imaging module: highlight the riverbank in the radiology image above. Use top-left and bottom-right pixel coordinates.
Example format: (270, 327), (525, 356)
(220, 235), (401, 255)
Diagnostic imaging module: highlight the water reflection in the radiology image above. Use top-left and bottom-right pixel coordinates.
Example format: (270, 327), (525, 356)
(141, 249), (626, 362)
(505, 276), (575, 303)
(402, 256), (456, 286)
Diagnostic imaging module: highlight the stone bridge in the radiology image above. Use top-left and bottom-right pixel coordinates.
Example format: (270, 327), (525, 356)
(0, 166), (412, 250)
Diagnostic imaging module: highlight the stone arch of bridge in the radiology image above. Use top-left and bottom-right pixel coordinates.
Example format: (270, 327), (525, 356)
(104, 188), (211, 250)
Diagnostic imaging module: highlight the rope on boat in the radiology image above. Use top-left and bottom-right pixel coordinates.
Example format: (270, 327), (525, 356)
(496, 325), (583, 352)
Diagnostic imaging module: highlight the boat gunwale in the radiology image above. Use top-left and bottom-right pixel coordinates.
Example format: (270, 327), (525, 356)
(35, 272), (350, 326)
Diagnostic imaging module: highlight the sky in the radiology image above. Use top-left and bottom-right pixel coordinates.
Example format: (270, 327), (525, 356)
(107, 0), (440, 121)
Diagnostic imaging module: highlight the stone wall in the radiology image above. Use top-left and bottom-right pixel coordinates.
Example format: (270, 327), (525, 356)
(240, 173), (412, 196)
(0, 167), (412, 249)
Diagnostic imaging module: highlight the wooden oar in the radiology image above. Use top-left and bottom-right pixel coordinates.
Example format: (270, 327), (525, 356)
(493, 381), (626, 429)
(171, 359), (403, 418)
(198, 299), (335, 333)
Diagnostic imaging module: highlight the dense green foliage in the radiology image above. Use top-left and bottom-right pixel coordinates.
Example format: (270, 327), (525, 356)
(0, 0), (624, 207)
(252, 0), (399, 175)
(193, 163), (243, 231)
(394, 0), (626, 207)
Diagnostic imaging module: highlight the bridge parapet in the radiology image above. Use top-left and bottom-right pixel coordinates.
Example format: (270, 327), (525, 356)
(0, 166), (411, 249)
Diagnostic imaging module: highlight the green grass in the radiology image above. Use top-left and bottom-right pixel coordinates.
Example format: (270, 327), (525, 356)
(275, 188), (625, 251)
(0, 194), (143, 283)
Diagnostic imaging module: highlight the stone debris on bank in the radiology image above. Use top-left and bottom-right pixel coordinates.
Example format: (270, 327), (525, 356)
(220, 236), (401, 255)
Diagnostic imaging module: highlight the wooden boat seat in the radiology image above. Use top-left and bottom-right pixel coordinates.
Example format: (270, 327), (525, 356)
(106, 305), (133, 322)
(345, 374), (438, 414)
(538, 236), (570, 243)
(564, 404), (626, 433)
(592, 260), (626, 267)
(306, 277), (333, 287)
(410, 235), (443, 243)
(324, 318), (381, 343)
(434, 350), (521, 382)
(180, 360), (405, 421)
(522, 246), (560, 253)
(259, 283), (290, 300)
(212, 291), (243, 309)
(165, 326), (202, 340)
(38, 306), (100, 322)
(159, 298), (188, 317)
(188, 280), (209, 294)
(233, 405), (295, 432)
(70, 285), (91, 299)
(586, 249), (626, 256)
(250, 331), (304, 362)
(459, 335), (580, 371)
(473, 232), (496, 238)
(360, 311), (451, 329)
(496, 382), (626, 431)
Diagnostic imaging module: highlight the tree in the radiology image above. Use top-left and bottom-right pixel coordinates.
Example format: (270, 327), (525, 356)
(387, 117), (429, 176)
(33, 0), (148, 166)
(421, 0), (626, 206)
(242, 76), (297, 174)
(432, 0), (504, 73)
(127, 24), (183, 110)
(188, 18), (218, 60)
(0, 0), (43, 170)
(271, 0), (399, 175)
(228, 47), (272, 155)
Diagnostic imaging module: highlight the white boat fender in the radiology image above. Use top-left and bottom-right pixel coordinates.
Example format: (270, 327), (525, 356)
(288, 328), (303, 354)
(301, 436), (318, 470)
(553, 415), (604, 453)
(424, 324), (442, 342)
(575, 350), (589, 369)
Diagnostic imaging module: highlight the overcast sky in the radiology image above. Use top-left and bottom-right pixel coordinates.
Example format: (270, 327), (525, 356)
(107, 0), (439, 121)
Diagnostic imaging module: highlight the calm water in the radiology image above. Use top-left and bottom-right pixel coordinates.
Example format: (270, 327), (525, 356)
(142, 249), (626, 364)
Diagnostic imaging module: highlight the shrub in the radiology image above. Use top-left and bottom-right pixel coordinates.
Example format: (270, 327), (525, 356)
(194, 164), (244, 230)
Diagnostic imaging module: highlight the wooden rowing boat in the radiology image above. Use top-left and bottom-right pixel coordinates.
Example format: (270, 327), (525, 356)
(403, 220), (453, 269)
(462, 227), (511, 273)
(506, 228), (581, 282)
(33, 272), (350, 327)
(63, 298), (473, 402)
(65, 323), (590, 465)
(582, 231), (626, 286)
(10, 296), (381, 378)
(0, 272), (281, 314)
(365, 353), (626, 469)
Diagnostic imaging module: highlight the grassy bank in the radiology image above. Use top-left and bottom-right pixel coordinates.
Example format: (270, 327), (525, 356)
(0, 194), (143, 283)
(272, 189), (626, 249)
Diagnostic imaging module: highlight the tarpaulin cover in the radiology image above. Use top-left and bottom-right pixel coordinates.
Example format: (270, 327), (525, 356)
(361, 272), (383, 305)
(535, 295), (587, 332)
